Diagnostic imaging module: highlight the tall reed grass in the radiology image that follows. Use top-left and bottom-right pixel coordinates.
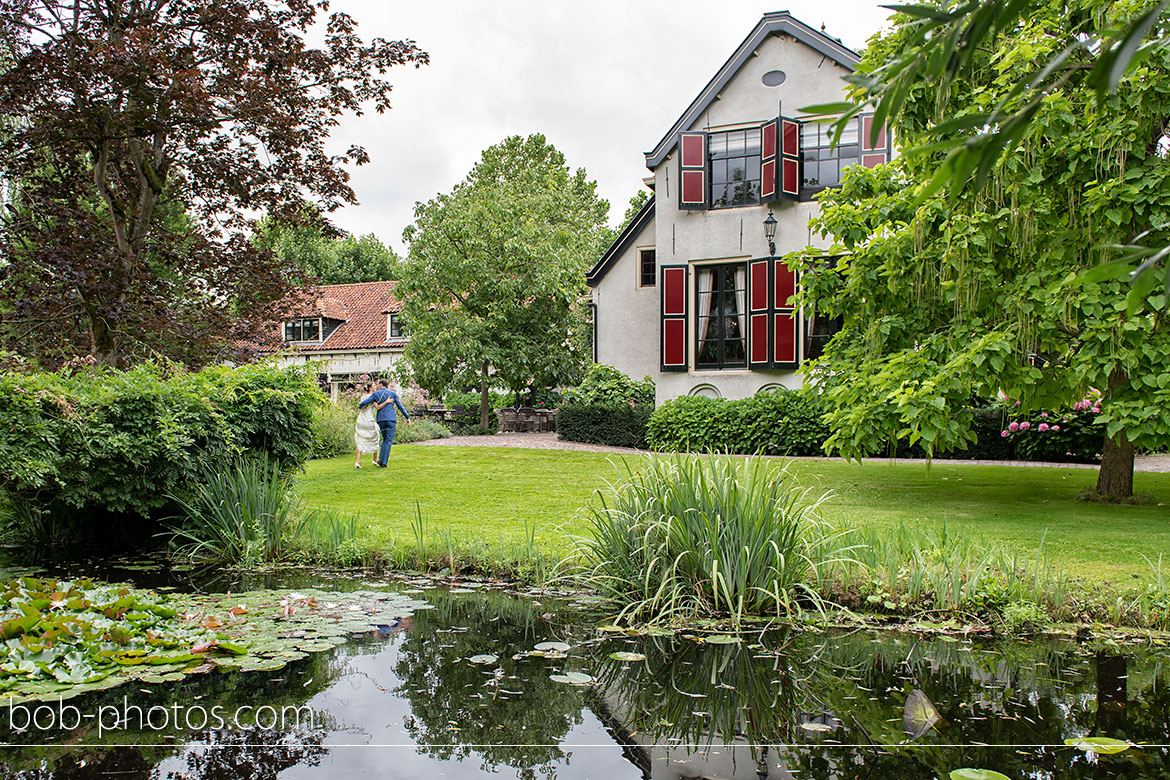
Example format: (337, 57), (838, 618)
(166, 455), (307, 566)
(577, 455), (850, 626)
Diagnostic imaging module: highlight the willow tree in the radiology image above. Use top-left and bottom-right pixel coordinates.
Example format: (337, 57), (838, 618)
(795, 0), (1170, 498)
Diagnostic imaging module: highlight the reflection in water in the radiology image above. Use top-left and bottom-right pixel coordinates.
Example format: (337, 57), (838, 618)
(590, 630), (1170, 779)
(0, 579), (1168, 780)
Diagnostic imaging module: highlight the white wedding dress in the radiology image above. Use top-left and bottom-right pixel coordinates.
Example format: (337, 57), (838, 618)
(354, 404), (380, 454)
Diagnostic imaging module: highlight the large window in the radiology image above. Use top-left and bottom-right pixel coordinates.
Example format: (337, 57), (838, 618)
(708, 128), (761, 208)
(695, 263), (746, 368)
(800, 117), (859, 191)
(284, 318), (321, 342)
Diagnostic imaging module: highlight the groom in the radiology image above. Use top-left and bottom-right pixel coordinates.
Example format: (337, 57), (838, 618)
(358, 379), (411, 467)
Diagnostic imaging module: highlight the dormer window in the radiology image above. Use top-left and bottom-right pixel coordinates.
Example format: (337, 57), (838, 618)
(284, 317), (322, 343)
(387, 313), (404, 340)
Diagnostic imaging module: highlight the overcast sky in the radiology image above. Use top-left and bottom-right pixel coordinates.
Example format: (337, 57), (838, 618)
(325, 1), (895, 255)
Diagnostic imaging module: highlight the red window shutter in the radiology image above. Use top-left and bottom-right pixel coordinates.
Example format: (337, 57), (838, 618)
(661, 266), (688, 371)
(780, 117), (801, 199)
(760, 119), (778, 201)
(772, 259), (800, 367)
(748, 259), (771, 367)
(678, 132), (707, 209)
(861, 113), (889, 168)
(774, 313), (798, 365)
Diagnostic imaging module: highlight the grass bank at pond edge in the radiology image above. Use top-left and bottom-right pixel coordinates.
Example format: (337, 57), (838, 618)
(296, 446), (1170, 628)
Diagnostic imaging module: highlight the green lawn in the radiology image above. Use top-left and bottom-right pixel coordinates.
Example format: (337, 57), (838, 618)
(299, 446), (1170, 585)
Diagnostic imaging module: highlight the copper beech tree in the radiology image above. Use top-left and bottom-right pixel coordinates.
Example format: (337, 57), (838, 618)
(0, 0), (426, 367)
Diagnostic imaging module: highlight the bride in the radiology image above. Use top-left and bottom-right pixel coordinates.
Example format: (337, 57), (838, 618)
(354, 381), (391, 468)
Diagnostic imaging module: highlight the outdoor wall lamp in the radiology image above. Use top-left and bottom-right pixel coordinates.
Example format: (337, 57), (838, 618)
(763, 209), (777, 257)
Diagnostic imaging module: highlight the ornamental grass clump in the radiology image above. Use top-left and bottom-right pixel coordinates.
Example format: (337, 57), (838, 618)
(166, 454), (305, 566)
(579, 455), (846, 626)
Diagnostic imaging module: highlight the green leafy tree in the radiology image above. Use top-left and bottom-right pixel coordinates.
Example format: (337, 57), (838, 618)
(794, 0), (1170, 498)
(598, 188), (652, 252)
(807, 0), (1170, 289)
(255, 220), (401, 284)
(399, 134), (609, 428)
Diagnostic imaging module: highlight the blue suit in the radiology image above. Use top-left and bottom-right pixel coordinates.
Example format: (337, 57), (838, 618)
(359, 389), (410, 465)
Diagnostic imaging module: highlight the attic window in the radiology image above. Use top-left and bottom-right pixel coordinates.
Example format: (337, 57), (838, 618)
(387, 313), (404, 340)
(708, 128), (762, 208)
(284, 317), (322, 343)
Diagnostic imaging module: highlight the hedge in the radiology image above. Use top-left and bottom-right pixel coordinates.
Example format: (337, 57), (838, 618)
(0, 362), (321, 522)
(646, 390), (828, 455)
(557, 405), (652, 449)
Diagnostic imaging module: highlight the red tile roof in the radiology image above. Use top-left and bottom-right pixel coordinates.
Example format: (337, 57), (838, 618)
(267, 281), (407, 352)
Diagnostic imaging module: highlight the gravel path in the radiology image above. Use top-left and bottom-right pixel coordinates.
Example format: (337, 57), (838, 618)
(415, 432), (1170, 472)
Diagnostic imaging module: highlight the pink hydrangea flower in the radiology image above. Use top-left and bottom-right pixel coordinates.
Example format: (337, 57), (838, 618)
(1020, 421), (1031, 431)
(1038, 423), (1049, 431)
(1040, 412), (1048, 418)
(1008, 421), (1020, 432)
(1051, 425), (1061, 431)
(1001, 430), (1009, 438)
(1092, 405), (1101, 413)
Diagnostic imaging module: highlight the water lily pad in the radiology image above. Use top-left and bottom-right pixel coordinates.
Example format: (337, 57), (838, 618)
(950, 771), (1011, 780)
(608, 652), (646, 662)
(534, 641), (571, 653)
(468, 654), (499, 665)
(1063, 736), (1132, 754)
(549, 672), (594, 686)
(703, 634), (741, 644)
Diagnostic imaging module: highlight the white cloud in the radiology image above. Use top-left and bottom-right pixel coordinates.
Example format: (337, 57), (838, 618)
(324, 1), (894, 254)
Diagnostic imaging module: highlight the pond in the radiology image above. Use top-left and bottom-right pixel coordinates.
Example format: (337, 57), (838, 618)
(1, 558), (1167, 779)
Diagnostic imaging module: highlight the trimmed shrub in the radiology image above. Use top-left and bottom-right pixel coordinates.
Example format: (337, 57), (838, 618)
(646, 390), (828, 455)
(561, 364), (654, 408)
(558, 365), (654, 447)
(557, 405), (652, 449)
(0, 362), (321, 524)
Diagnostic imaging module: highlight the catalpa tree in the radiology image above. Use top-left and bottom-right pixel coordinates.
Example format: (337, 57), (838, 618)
(794, 0), (1170, 498)
(0, 0), (426, 367)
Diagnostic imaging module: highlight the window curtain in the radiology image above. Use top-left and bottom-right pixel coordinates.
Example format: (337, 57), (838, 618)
(697, 268), (714, 352)
(734, 266), (746, 341)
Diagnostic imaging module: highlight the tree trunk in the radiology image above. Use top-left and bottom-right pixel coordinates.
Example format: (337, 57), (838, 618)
(1094, 368), (1134, 499)
(1094, 652), (1127, 734)
(1096, 429), (1134, 498)
(479, 361), (491, 430)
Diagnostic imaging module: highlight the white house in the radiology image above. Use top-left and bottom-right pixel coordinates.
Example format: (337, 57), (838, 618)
(587, 11), (888, 405)
(260, 280), (408, 399)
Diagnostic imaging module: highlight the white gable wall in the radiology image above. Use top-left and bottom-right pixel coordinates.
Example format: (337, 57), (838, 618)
(592, 213), (659, 383)
(646, 32), (846, 404)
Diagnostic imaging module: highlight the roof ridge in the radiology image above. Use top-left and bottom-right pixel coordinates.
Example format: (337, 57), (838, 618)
(644, 11), (859, 169)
